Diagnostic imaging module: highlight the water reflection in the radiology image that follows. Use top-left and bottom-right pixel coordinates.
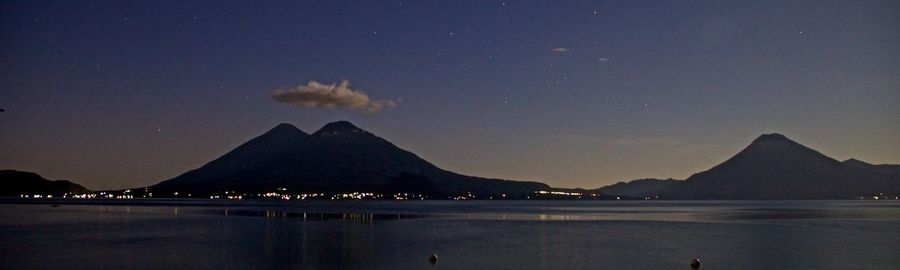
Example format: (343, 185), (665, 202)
(204, 209), (429, 222)
(2, 201), (900, 269)
(538, 214), (579, 221)
(13, 199), (900, 223)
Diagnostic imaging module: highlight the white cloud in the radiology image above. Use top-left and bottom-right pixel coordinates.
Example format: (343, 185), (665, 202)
(272, 80), (397, 113)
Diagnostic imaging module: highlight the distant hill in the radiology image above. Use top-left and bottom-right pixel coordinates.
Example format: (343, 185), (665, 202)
(595, 178), (680, 198)
(843, 158), (900, 175)
(659, 134), (900, 199)
(151, 121), (549, 197)
(0, 170), (90, 196)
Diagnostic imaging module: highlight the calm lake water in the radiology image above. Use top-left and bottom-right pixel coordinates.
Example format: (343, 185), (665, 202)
(1, 200), (899, 269)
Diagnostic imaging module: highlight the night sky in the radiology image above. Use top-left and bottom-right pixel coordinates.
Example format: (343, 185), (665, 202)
(1, 1), (898, 190)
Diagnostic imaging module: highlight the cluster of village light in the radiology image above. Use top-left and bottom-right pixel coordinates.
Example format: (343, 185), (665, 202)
(331, 192), (380, 200)
(20, 189), (519, 200)
(536, 190), (583, 196)
(449, 192), (476, 200)
(20, 189), (595, 200)
(534, 190), (601, 199)
(20, 194), (54, 198)
(22, 188), (900, 201)
(859, 193), (900, 200)
(21, 190), (137, 199)
(392, 193), (427, 200)
(209, 191), (245, 200)
(207, 188), (431, 200)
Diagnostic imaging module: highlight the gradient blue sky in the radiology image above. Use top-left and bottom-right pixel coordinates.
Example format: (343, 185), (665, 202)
(2, 0), (898, 190)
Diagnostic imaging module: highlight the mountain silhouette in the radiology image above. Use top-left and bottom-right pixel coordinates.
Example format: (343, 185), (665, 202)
(154, 123), (308, 190)
(152, 121), (549, 197)
(843, 158), (900, 174)
(595, 178), (680, 198)
(660, 133), (900, 199)
(0, 170), (89, 196)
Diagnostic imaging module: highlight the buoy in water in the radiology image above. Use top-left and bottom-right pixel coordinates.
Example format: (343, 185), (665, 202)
(428, 253), (438, 264)
(690, 258), (701, 268)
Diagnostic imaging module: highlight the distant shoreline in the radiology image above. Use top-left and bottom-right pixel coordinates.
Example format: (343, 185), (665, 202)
(1, 197), (895, 207)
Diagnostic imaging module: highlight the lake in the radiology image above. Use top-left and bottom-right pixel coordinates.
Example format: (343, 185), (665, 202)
(1, 200), (898, 269)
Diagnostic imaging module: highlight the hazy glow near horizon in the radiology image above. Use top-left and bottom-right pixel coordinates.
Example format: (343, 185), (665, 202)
(1, 1), (898, 190)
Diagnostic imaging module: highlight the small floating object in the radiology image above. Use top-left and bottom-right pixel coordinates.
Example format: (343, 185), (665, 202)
(51, 204), (60, 208)
(428, 253), (438, 264)
(690, 258), (701, 268)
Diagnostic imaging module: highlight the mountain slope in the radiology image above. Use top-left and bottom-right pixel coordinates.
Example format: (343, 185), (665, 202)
(0, 170), (90, 196)
(843, 158), (900, 175)
(595, 178), (680, 198)
(152, 121), (549, 196)
(154, 123), (308, 189)
(661, 134), (900, 199)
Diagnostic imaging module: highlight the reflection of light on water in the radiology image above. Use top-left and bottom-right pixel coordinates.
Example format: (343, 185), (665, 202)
(343, 213), (374, 224)
(538, 214), (579, 221)
(47, 201), (900, 224)
(181, 209), (434, 223)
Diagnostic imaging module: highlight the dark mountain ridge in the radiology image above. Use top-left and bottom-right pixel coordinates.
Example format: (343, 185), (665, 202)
(659, 133), (900, 199)
(595, 178), (680, 198)
(843, 158), (900, 174)
(152, 121), (549, 197)
(0, 170), (90, 196)
(154, 123), (308, 189)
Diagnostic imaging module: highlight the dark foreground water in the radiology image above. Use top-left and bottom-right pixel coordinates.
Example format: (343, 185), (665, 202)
(1, 200), (899, 269)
